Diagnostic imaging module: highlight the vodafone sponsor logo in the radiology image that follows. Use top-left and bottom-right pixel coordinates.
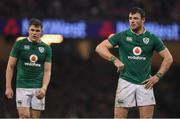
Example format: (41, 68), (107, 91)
(24, 54), (41, 67)
(128, 56), (146, 60)
(127, 46), (146, 60)
(133, 47), (142, 56)
(30, 54), (38, 63)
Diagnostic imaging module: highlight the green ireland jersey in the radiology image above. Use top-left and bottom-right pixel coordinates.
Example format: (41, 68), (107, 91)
(109, 29), (165, 84)
(10, 38), (52, 88)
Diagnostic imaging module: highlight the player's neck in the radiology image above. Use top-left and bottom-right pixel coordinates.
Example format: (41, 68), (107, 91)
(28, 37), (40, 43)
(131, 27), (146, 35)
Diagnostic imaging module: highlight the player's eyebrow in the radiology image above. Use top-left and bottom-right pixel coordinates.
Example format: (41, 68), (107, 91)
(129, 16), (139, 20)
(30, 28), (40, 32)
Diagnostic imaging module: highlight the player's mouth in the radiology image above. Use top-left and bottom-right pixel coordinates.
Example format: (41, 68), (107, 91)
(32, 36), (38, 39)
(30, 36), (39, 41)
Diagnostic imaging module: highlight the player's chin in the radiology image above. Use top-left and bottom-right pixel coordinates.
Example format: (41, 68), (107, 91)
(32, 38), (39, 41)
(31, 36), (40, 41)
(131, 26), (137, 30)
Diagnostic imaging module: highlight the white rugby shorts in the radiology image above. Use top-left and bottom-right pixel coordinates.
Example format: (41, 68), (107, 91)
(16, 88), (45, 110)
(115, 78), (156, 107)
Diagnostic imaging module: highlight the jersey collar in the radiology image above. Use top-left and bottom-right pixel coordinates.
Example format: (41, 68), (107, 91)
(129, 28), (147, 36)
(27, 37), (42, 43)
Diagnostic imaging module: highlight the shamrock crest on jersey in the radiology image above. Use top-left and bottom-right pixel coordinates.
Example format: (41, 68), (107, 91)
(38, 47), (44, 53)
(143, 37), (150, 45)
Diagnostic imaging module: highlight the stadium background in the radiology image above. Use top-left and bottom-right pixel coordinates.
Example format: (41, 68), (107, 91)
(0, 0), (180, 117)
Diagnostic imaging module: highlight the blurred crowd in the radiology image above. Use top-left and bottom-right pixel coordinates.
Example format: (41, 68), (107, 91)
(0, 0), (180, 22)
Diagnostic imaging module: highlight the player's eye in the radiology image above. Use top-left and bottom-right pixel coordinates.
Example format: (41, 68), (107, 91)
(36, 30), (40, 32)
(30, 29), (40, 32)
(31, 29), (35, 32)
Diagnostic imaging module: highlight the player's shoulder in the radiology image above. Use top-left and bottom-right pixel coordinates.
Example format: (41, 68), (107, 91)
(146, 30), (159, 39)
(112, 29), (129, 37)
(108, 29), (130, 40)
(40, 41), (52, 49)
(145, 30), (163, 45)
(119, 29), (129, 35)
(118, 29), (132, 38)
(15, 38), (28, 45)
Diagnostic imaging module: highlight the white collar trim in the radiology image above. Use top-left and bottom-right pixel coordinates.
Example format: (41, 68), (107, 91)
(130, 28), (146, 35)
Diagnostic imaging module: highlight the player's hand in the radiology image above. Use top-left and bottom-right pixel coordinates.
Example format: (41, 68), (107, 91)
(36, 88), (46, 99)
(143, 75), (160, 89)
(5, 87), (14, 99)
(113, 59), (124, 72)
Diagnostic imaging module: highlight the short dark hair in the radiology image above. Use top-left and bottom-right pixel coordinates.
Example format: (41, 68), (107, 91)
(129, 7), (145, 18)
(29, 18), (42, 28)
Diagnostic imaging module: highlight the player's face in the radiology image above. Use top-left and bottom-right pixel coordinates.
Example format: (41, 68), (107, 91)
(28, 25), (42, 42)
(129, 13), (145, 31)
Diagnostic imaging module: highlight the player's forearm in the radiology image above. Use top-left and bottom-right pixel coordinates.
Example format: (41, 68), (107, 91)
(42, 71), (51, 91)
(6, 66), (14, 89)
(158, 55), (173, 76)
(6, 57), (17, 89)
(96, 42), (114, 61)
(42, 63), (51, 91)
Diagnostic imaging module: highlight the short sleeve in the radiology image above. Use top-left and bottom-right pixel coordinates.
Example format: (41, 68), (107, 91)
(154, 36), (166, 52)
(45, 46), (52, 63)
(108, 33), (121, 47)
(10, 41), (21, 58)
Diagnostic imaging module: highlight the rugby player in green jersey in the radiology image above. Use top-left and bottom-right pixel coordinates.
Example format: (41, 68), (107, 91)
(5, 18), (52, 118)
(96, 7), (173, 118)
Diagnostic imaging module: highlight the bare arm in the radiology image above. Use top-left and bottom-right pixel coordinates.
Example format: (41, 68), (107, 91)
(95, 40), (114, 61)
(36, 62), (51, 99)
(42, 62), (52, 90)
(144, 48), (173, 89)
(95, 39), (124, 72)
(157, 48), (173, 76)
(5, 56), (17, 99)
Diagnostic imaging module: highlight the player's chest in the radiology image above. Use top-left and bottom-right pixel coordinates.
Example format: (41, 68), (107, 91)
(20, 44), (46, 61)
(121, 36), (153, 54)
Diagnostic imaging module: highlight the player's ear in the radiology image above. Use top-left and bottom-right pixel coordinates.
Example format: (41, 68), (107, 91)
(28, 27), (30, 34)
(142, 17), (145, 23)
(40, 30), (43, 37)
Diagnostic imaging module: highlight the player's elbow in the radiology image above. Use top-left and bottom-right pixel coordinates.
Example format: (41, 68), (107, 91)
(95, 44), (101, 54)
(96, 40), (110, 55)
(7, 63), (15, 71)
(169, 56), (173, 65)
(166, 55), (173, 66)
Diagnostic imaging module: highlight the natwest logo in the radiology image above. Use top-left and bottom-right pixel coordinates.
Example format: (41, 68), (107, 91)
(133, 47), (142, 56)
(29, 54), (38, 63)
